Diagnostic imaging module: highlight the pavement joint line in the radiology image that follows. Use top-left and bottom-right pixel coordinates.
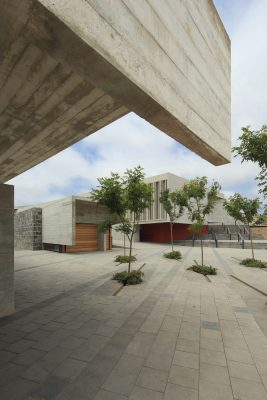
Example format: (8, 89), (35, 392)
(204, 274), (212, 283)
(230, 274), (267, 297)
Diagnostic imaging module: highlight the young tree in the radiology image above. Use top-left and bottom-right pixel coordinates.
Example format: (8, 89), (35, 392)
(160, 189), (186, 252)
(233, 125), (267, 197)
(91, 166), (153, 273)
(223, 194), (261, 259)
(91, 172), (128, 255)
(122, 166), (153, 272)
(183, 177), (221, 266)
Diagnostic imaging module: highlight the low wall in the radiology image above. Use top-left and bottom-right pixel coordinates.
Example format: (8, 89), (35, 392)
(251, 226), (267, 240)
(15, 208), (42, 250)
(140, 223), (208, 243)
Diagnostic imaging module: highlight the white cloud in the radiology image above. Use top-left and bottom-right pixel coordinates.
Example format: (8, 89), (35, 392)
(9, 1), (267, 206)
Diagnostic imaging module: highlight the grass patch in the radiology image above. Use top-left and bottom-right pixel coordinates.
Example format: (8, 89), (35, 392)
(240, 258), (267, 269)
(164, 251), (182, 260)
(112, 270), (144, 285)
(114, 255), (137, 263)
(188, 264), (217, 275)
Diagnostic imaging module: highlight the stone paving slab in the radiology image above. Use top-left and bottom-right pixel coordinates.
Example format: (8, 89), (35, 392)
(0, 245), (267, 399)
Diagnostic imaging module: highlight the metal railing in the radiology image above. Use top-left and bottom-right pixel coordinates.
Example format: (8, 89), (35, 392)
(211, 230), (218, 248)
(226, 226), (232, 240)
(238, 232), (244, 249)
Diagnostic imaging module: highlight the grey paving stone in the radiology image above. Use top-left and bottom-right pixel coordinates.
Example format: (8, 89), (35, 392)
(94, 389), (128, 400)
(233, 307), (249, 313)
(199, 381), (233, 400)
(199, 363), (230, 386)
(102, 369), (137, 396)
(228, 360), (261, 382)
(21, 361), (51, 383)
(7, 339), (35, 353)
(31, 374), (70, 400)
(0, 362), (25, 385)
(129, 386), (164, 400)
(201, 321), (220, 331)
(31, 338), (59, 352)
(200, 349), (226, 367)
(42, 347), (72, 370)
(0, 377), (38, 400)
(115, 353), (145, 375)
(0, 350), (16, 365)
(136, 367), (168, 392)
(59, 335), (86, 350)
(168, 365), (199, 389)
(12, 348), (45, 366)
(144, 351), (173, 371)
(173, 350), (199, 369)
(54, 358), (88, 380)
(164, 383), (198, 400)
(231, 377), (267, 400)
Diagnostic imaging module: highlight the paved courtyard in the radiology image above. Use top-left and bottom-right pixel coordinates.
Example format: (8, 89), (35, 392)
(0, 243), (267, 399)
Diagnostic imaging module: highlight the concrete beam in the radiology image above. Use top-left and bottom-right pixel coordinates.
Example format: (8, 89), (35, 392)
(0, 184), (15, 317)
(0, 0), (230, 183)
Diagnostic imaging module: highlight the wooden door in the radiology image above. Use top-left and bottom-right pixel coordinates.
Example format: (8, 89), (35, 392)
(66, 223), (98, 252)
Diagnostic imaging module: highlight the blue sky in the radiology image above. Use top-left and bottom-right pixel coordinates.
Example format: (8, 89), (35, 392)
(9, 0), (267, 206)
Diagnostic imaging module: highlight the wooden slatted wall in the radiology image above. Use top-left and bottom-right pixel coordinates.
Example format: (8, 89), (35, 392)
(66, 223), (98, 253)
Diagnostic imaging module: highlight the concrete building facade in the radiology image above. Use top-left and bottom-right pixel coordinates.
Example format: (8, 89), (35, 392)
(113, 173), (235, 244)
(15, 196), (112, 253)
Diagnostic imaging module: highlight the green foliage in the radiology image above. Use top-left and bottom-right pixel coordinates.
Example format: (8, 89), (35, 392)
(240, 258), (267, 268)
(91, 172), (127, 219)
(92, 166), (152, 273)
(164, 251), (182, 260)
(114, 255), (137, 263)
(223, 193), (261, 225)
(183, 177), (221, 232)
(160, 189), (186, 223)
(233, 125), (267, 197)
(97, 214), (119, 232)
(160, 188), (187, 251)
(112, 270), (144, 285)
(182, 177), (220, 266)
(187, 265), (217, 275)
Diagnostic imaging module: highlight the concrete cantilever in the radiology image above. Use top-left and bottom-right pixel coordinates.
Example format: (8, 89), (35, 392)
(0, 0), (231, 184)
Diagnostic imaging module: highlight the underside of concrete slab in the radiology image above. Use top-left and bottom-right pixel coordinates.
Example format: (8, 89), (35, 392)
(0, 0), (231, 183)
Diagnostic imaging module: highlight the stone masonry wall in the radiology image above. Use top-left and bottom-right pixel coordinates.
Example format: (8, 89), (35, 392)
(15, 208), (42, 250)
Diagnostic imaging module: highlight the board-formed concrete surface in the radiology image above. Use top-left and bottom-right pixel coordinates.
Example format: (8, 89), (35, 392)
(0, 244), (267, 399)
(0, 0), (231, 183)
(0, 184), (15, 317)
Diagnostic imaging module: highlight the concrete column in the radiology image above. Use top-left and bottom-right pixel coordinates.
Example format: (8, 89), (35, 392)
(0, 184), (15, 317)
(98, 232), (107, 252)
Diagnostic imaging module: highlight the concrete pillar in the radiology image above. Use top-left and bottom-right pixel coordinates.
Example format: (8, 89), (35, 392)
(0, 184), (15, 317)
(98, 231), (107, 252)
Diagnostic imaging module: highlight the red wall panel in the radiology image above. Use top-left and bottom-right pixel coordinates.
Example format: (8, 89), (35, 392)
(140, 223), (208, 243)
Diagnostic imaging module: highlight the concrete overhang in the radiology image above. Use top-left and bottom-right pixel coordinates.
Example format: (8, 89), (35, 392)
(0, 0), (231, 183)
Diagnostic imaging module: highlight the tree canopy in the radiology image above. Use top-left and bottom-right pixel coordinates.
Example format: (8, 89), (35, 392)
(233, 125), (267, 197)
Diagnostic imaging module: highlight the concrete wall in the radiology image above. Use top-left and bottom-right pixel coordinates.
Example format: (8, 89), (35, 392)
(75, 200), (109, 224)
(0, 0), (230, 183)
(15, 208), (42, 250)
(42, 197), (74, 246)
(141, 173), (235, 226)
(251, 226), (267, 240)
(37, 0), (230, 165)
(0, 184), (14, 317)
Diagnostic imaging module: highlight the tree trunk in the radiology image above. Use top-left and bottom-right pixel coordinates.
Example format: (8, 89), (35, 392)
(170, 221), (174, 252)
(128, 232), (134, 273)
(201, 238), (204, 266)
(123, 233), (126, 256)
(249, 225), (255, 259)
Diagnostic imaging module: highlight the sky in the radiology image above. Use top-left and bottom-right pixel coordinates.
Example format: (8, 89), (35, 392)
(9, 0), (267, 206)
